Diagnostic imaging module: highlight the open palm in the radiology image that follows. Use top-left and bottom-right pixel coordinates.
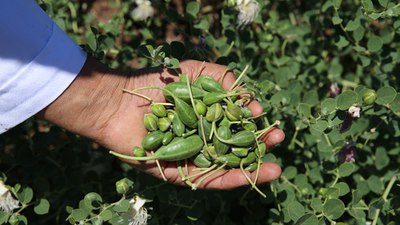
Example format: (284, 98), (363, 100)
(42, 58), (284, 190)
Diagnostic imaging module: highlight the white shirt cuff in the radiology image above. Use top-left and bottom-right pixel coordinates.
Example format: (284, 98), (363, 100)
(0, 23), (87, 134)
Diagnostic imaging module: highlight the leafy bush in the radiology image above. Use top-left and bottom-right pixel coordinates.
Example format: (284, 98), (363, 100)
(1, 0), (399, 224)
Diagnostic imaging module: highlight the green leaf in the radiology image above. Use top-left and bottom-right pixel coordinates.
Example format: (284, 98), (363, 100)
(376, 86), (397, 105)
(367, 176), (384, 194)
(323, 199), (345, 219)
(321, 98), (336, 115)
(303, 90), (319, 106)
(389, 94), (400, 115)
(375, 147), (390, 170)
(84, 192), (103, 207)
(99, 209), (113, 221)
(367, 36), (383, 52)
(334, 182), (350, 196)
(332, 16), (343, 25)
(345, 20), (360, 31)
(311, 120), (328, 133)
(310, 198), (323, 212)
(298, 103), (312, 119)
(294, 214), (319, 225)
(336, 91), (357, 110)
(186, 1), (200, 17)
(338, 162), (355, 177)
(166, 58), (180, 69)
(378, 0), (389, 8)
(368, 198), (385, 218)
(352, 190), (363, 204)
(113, 199), (130, 213)
(332, 0), (342, 9)
(17, 187), (33, 204)
(194, 18), (209, 30)
(287, 201), (305, 222)
(34, 199), (50, 215)
(282, 166), (298, 180)
(361, 0), (374, 12)
(335, 36), (349, 48)
(71, 209), (89, 221)
(86, 32), (97, 51)
(0, 211), (9, 224)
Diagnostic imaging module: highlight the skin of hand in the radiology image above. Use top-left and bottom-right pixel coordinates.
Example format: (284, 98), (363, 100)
(39, 56), (285, 190)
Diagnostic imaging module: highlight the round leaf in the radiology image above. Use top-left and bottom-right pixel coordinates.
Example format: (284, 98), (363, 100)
(34, 199), (50, 215)
(338, 162), (355, 177)
(186, 1), (200, 17)
(367, 36), (383, 52)
(17, 187), (33, 204)
(376, 86), (397, 105)
(321, 98), (336, 115)
(336, 91), (357, 110)
(71, 209), (89, 221)
(294, 214), (319, 225)
(99, 209), (113, 221)
(323, 199), (345, 219)
(287, 201), (305, 221)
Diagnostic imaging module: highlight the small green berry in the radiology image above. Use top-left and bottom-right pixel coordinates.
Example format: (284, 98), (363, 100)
(362, 89), (377, 105)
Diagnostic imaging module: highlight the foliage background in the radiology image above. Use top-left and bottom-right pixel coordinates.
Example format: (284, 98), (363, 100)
(1, 0), (400, 224)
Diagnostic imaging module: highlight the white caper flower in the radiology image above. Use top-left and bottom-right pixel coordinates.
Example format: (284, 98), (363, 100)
(131, 0), (154, 21)
(0, 181), (20, 213)
(348, 105), (361, 118)
(120, 196), (150, 225)
(236, 0), (260, 28)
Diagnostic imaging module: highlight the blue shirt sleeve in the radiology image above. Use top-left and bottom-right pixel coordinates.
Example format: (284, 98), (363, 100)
(0, 0), (87, 133)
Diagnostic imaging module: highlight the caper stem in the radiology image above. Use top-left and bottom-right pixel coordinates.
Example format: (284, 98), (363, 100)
(192, 162), (228, 190)
(239, 160), (266, 198)
(109, 150), (156, 161)
(255, 120), (281, 139)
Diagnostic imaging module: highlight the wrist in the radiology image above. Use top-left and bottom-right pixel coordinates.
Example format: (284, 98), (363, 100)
(37, 56), (128, 141)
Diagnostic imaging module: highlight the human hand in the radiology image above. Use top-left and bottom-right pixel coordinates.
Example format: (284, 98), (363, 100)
(40, 56), (285, 189)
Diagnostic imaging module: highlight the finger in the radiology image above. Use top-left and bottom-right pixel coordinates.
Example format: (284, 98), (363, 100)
(192, 163), (281, 190)
(260, 127), (285, 150)
(158, 161), (281, 190)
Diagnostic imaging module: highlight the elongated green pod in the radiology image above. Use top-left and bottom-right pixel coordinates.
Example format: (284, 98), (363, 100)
(163, 82), (207, 103)
(149, 135), (204, 161)
(203, 92), (227, 105)
(225, 102), (242, 121)
(174, 97), (198, 128)
(243, 123), (257, 132)
(216, 130), (256, 147)
(241, 152), (256, 166)
(255, 142), (267, 157)
(172, 112), (185, 136)
(245, 162), (258, 172)
(142, 131), (164, 150)
(198, 117), (212, 141)
(217, 153), (241, 168)
(213, 126), (231, 156)
(195, 75), (225, 93)
(231, 147), (249, 157)
(206, 103), (223, 122)
(162, 132), (175, 145)
(193, 153), (212, 168)
(111, 135), (204, 161)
